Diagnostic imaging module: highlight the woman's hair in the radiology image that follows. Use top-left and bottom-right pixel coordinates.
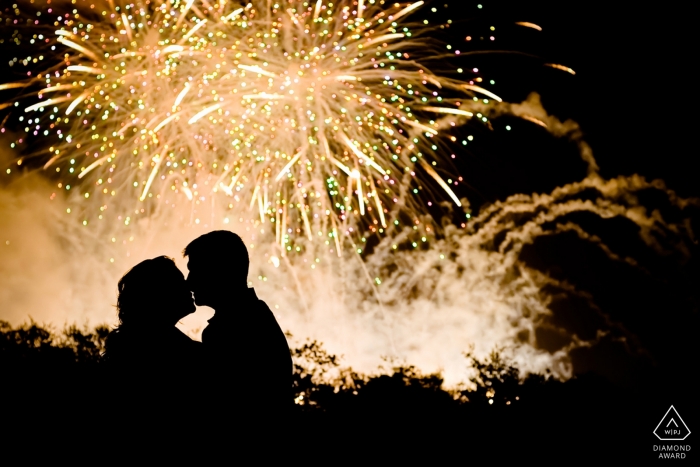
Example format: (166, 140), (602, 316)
(115, 255), (182, 326)
(105, 256), (188, 362)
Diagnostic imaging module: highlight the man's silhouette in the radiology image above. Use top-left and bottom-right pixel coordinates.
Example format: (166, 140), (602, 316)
(184, 231), (292, 418)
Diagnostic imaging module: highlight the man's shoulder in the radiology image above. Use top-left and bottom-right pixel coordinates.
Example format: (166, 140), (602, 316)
(201, 317), (223, 339)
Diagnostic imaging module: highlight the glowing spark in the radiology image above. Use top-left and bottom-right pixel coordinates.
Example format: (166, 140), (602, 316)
(66, 65), (104, 75)
(418, 158), (462, 207)
(78, 156), (109, 179)
(176, 0), (197, 28)
(424, 76), (443, 89)
(275, 151), (304, 181)
(238, 64), (277, 78)
(65, 92), (89, 115)
(241, 92), (286, 100)
(140, 155), (163, 201)
(0, 83), (29, 91)
(421, 106), (474, 118)
(355, 177), (365, 215)
(57, 37), (100, 62)
(182, 185), (193, 200)
(515, 22), (542, 31)
(121, 14), (133, 41)
(340, 133), (387, 175)
(251, 185), (261, 209)
(41, 84), (77, 94)
(219, 183), (233, 196)
(363, 33), (404, 48)
(313, 0), (323, 20)
(286, 9), (300, 25)
(25, 97), (71, 112)
(330, 157), (353, 177)
(404, 119), (438, 135)
(462, 84), (503, 102)
(275, 206), (281, 245)
(224, 8), (244, 22)
(161, 45), (185, 55)
(152, 113), (181, 133)
(321, 135), (353, 176)
(374, 192), (387, 227)
(173, 84), (191, 108)
(218, 168), (243, 196)
(390, 1), (424, 22)
(545, 63), (576, 75)
(42, 154), (61, 170)
(300, 205), (313, 240)
(257, 189), (265, 223)
(179, 20), (208, 44)
(370, 176), (387, 228)
(521, 115), (548, 128)
(188, 104), (221, 124)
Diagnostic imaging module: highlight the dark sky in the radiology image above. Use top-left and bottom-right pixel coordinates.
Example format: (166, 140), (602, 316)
(432, 0), (699, 389)
(448, 0), (697, 199)
(550, 1), (695, 198)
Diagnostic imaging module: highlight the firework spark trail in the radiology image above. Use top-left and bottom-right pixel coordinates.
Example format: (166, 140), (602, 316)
(2, 0), (484, 254)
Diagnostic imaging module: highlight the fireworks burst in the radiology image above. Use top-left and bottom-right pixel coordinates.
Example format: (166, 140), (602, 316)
(1, 0), (492, 254)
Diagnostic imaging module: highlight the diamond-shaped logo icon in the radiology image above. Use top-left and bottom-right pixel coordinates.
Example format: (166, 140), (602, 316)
(654, 406), (691, 441)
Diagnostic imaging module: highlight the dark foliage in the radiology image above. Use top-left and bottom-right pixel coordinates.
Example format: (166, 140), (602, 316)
(0, 321), (671, 460)
(2, 321), (552, 411)
(0, 320), (109, 367)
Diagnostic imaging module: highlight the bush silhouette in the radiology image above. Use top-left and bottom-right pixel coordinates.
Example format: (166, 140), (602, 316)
(1, 320), (107, 368)
(1, 320), (613, 423)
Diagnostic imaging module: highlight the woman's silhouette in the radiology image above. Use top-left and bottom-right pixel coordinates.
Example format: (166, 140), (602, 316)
(104, 256), (202, 379)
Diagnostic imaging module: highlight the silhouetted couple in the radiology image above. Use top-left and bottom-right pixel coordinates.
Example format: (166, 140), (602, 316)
(104, 230), (292, 424)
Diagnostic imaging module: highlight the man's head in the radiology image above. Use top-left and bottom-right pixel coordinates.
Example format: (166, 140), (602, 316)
(183, 230), (249, 308)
